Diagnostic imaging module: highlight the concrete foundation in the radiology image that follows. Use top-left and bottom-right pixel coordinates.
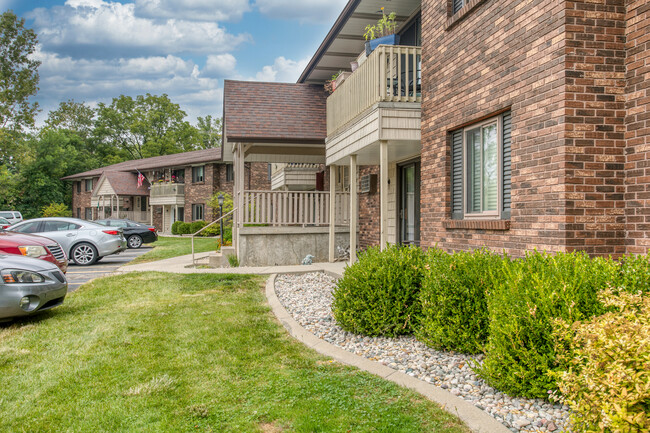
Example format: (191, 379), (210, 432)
(238, 226), (351, 267)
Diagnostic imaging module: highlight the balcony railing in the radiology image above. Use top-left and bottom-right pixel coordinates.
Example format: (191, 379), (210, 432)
(243, 190), (350, 226)
(150, 183), (185, 198)
(327, 45), (422, 135)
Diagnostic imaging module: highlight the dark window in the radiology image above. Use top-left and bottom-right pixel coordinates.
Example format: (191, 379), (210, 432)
(451, 111), (511, 220)
(268, 164), (272, 181)
(42, 221), (81, 232)
(85, 179), (93, 192)
(13, 221), (40, 233)
(192, 166), (204, 183)
(171, 169), (184, 183)
(398, 12), (421, 46)
(453, 0), (465, 14)
(192, 204), (204, 221)
(76, 208), (81, 218)
(225, 164), (234, 182)
(140, 196), (147, 212)
(177, 207), (184, 222)
(85, 208), (93, 220)
(76, 182), (81, 193)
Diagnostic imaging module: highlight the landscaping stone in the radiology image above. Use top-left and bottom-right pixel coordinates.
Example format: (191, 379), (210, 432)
(275, 272), (570, 433)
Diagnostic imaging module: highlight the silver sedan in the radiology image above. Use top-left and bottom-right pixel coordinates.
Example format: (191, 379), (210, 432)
(0, 254), (67, 321)
(8, 217), (127, 266)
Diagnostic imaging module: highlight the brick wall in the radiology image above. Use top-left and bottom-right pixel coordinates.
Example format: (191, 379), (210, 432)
(358, 165), (380, 249)
(624, 0), (650, 254)
(70, 177), (100, 220)
(184, 164), (216, 222)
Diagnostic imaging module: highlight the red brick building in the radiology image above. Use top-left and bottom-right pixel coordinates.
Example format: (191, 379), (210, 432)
(64, 148), (270, 233)
(223, 0), (649, 260)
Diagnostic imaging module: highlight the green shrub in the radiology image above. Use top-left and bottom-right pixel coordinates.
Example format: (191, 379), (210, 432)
(553, 289), (650, 432)
(42, 203), (72, 218)
(171, 221), (184, 235)
(417, 248), (504, 354)
(200, 225), (220, 237)
(227, 254), (239, 267)
(477, 251), (619, 399)
(189, 220), (207, 235)
(617, 254), (650, 294)
(332, 244), (426, 337)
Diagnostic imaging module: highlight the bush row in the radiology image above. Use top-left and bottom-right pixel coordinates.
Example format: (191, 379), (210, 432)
(332, 247), (650, 404)
(171, 220), (232, 243)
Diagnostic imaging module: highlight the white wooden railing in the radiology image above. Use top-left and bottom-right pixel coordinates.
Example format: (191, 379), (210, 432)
(242, 191), (350, 226)
(327, 45), (422, 135)
(150, 183), (185, 197)
(117, 210), (151, 224)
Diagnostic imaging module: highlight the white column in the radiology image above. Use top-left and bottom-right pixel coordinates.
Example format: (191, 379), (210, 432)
(162, 205), (166, 234)
(349, 156), (358, 264)
(380, 140), (388, 250)
(329, 164), (337, 262)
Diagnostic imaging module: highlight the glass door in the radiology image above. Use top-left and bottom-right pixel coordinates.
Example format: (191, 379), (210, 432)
(398, 161), (420, 245)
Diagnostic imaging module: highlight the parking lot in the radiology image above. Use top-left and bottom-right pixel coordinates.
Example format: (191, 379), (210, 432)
(65, 247), (151, 291)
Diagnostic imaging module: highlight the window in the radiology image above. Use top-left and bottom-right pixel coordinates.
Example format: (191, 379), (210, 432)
(177, 207), (184, 222)
(76, 182), (81, 193)
(225, 164), (234, 182)
(42, 221), (80, 232)
(451, 111), (511, 220)
(452, 0), (465, 14)
(192, 204), (204, 221)
(140, 196), (147, 212)
(85, 179), (93, 192)
(76, 208), (81, 218)
(192, 166), (204, 183)
(85, 208), (93, 220)
(13, 221), (41, 233)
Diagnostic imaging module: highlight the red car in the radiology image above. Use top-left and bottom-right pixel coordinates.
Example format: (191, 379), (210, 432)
(0, 230), (68, 273)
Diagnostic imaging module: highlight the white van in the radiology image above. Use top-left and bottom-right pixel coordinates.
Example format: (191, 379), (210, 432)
(0, 211), (23, 224)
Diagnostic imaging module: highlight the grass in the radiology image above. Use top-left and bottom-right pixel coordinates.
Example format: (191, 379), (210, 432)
(131, 236), (218, 264)
(0, 273), (471, 433)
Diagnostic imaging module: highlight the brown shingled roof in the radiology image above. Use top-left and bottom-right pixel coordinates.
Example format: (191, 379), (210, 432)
(63, 148), (222, 180)
(223, 80), (327, 143)
(102, 172), (150, 196)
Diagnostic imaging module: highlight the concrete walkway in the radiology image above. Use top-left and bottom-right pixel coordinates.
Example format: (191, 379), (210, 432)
(117, 253), (508, 433)
(117, 252), (347, 277)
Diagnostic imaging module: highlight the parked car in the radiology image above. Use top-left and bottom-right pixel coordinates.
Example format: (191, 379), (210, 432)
(0, 230), (68, 273)
(8, 217), (127, 266)
(0, 211), (23, 225)
(0, 217), (11, 229)
(95, 219), (158, 249)
(0, 254), (67, 321)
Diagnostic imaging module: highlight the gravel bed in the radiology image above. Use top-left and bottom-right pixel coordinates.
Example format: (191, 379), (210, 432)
(275, 272), (570, 433)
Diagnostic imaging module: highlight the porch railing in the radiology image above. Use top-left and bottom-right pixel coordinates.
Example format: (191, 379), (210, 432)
(116, 210), (151, 224)
(150, 183), (185, 197)
(327, 45), (422, 135)
(242, 190), (350, 226)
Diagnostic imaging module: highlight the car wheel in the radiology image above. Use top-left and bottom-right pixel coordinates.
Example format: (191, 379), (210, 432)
(71, 243), (98, 266)
(128, 235), (143, 249)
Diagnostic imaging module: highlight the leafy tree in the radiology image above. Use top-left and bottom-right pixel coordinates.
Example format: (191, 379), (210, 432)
(94, 93), (201, 160)
(44, 100), (95, 138)
(196, 115), (222, 149)
(42, 203), (71, 217)
(0, 11), (40, 166)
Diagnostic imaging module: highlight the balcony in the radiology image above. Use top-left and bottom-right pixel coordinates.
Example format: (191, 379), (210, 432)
(149, 182), (185, 205)
(271, 163), (321, 191)
(327, 45), (422, 136)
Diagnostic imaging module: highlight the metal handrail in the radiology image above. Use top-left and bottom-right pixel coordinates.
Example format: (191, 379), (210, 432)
(191, 208), (236, 264)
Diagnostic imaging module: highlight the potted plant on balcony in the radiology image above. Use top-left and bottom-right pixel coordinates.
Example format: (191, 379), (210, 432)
(364, 8), (400, 56)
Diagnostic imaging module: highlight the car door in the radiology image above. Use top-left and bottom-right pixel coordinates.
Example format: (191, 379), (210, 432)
(38, 220), (80, 254)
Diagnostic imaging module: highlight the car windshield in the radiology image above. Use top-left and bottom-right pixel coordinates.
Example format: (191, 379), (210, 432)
(0, 212), (13, 219)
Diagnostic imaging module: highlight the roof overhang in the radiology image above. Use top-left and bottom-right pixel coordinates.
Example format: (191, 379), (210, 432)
(298, 0), (421, 84)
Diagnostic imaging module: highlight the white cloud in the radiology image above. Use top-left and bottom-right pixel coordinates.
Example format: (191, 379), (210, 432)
(28, 0), (251, 59)
(134, 0), (250, 22)
(254, 0), (347, 22)
(203, 54), (237, 78)
(254, 56), (310, 83)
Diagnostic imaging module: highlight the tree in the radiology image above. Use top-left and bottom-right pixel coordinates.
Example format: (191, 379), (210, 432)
(44, 100), (95, 138)
(94, 93), (201, 160)
(42, 203), (72, 217)
(196, 115), (222, 149)
(0, 11), (39, 165)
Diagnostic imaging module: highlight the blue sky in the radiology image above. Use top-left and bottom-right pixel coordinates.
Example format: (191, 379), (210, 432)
(3, 0), (346, 125)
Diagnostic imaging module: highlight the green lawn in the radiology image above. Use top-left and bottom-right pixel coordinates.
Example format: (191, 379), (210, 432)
(131, 236), (218, 264)
(0, 273), (470, 433)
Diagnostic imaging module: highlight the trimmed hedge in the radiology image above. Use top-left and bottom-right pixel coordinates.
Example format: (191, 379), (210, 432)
(477, 251), (619, 399)
(417, 249), (504, 354)
(332, 244), (426, 337)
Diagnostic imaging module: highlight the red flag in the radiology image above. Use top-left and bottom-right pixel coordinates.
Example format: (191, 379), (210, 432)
(137, 172), (145, 188)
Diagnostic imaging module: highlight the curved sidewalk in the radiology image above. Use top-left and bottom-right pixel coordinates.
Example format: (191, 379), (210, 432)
(265, 274), (511, 433)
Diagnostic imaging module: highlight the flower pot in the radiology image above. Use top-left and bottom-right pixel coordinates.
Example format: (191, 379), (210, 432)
(365, 34), (401, 56)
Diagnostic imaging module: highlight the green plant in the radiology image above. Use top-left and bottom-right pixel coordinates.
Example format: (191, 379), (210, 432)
(41, 203), (72, 217)
(171, 220), (184, 235)
(477, 251), (620, 399)
(617, 254), (650, 294)
(189, 220), (207, 235)
(200, 224), (219, 237)
(417, 248), (505, 354)
(553, 289), (650, 432)
(227, 254), (239, 267)
(207, 191), (233, 217)
(332, 244), (426, 337)
(364, 8), (397, 41)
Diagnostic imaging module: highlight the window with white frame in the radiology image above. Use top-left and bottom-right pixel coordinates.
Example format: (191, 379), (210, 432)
(451, 111), (511, 220)
(192, 166), (205, 183)
(192, 204), (204, 221)
(85, 178), (93, 192)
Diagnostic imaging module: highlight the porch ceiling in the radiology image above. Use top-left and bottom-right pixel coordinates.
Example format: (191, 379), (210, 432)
(328, 139), (421, 167)
(298, 0), (421, 85)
